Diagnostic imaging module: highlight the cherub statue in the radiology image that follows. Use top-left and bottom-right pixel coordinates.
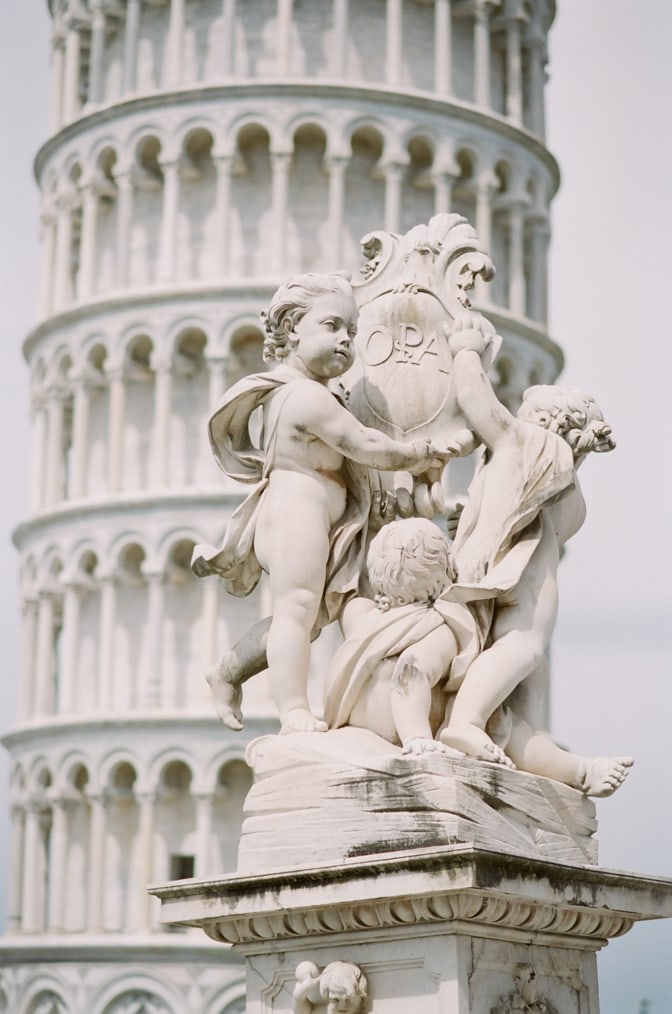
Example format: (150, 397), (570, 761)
(437, 315), (633, 793)
(293, 960), (368, 1014)
(192, 272), (449, 734)
(326, 517), (632, 796)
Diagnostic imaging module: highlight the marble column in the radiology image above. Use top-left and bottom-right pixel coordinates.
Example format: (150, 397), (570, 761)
(506, 197), (527, 316)
(18, 598), (38, 722)
(29, 396), (48, 512)
(88, 0), (107, 107)
(271, 152), (292, 272)
(38, 207), (57, 318)
(195, 792), (214, 876)
(34, 593), (56, 717)
(475, 170), (497, 302)
(473, 0), (493, 109)
(206, 354), (229, 411)
(70, 372), (91, 499)
(166, 0), (185, 86)
(44, 391), (67, 504)
(49, 28), (66, 133)
(385, 0), (403, 86)
(432, 167), (458, 215)
(504, 13), (524, 124)
(202, 577), (219, 673)
(114, 169), (134, 289)
(47, 798), (69, 932)
(87, 792), (107, 931)
(59, 579), (81, 714)
(77, 180), (99, 300)
(221, 0), (236, 77)
(213, 154), (234, 276)
(332, 0), (348, 77)
(107, 367), (126, 492)
(97, 573), (117, 711)
(62, 16), (82, 123)
(54, 192), (75, 310)
(383, 162), (406, 235)
(123, 0), (142, 94)
(526, 36), (547, 138)
(142, 571), (165, 708)
(327, 155), (348, 269)
(277, 0), (293, 75)
(21, 803), (43, 932)
(137, 791), (156, 931)
(525, 214), (550, 323)
(152, 357), (173, 488)
(158, 158), (180, 282)
(6, 805), (25, 932)
(434, 0), (452, 95)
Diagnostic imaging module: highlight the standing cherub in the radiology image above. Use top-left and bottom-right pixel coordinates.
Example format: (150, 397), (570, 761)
(438, 314), (633, 793)
(192, 272), (449, 734)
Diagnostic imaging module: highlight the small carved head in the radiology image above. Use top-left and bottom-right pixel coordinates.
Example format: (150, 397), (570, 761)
(320, 961), (368, 1014)
(367, 518), (454, 608)
(518, 385), (615, 457)
(261, 271), (355, 363)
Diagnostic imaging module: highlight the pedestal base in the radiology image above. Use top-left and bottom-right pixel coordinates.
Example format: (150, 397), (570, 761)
(151, 847), (672, 1013)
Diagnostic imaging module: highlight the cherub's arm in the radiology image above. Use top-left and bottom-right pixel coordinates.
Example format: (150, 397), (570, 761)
(302, 386), (450, 473)
(448, 318), (519, 451)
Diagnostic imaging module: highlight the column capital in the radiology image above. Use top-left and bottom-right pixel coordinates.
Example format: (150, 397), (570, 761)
(193, 788), (215, 805)
(30, 391), (49, 414)
(55, 187), (81, 214)
(270, 150), (293, 170)
(86, 787), (110, 807)
(212, 151), (237, 172)
(135, 787), (158, 808)
(141, 566), (166, 586)
(475, 169), (499, 197)
(10, 802), (26, 821)
(20, 594), (39, 612)
(493, 189), (529, 213)
(491, 0), (528, 29)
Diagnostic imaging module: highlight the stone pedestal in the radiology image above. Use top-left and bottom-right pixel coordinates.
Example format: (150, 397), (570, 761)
(152, 846), (672, 1013)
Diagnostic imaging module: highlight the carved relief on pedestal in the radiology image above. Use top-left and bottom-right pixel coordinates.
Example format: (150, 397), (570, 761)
(293, 960), (369, 1014)
(490, 965), (558, 1014)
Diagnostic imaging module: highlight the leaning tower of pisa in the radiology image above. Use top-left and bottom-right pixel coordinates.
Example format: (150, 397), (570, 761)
(1, 1), (560, 1011)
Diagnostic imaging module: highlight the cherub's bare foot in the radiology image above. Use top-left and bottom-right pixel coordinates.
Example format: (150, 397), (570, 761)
(439, 723), (516, 769)
(206, 654), (244, 731)
(280, 708), (328, 735)
(578, 756), (634, 797)
(402, 737), (453, 756)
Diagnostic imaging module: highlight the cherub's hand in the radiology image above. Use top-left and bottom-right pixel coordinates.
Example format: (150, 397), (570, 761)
(445, 312), (493, 358)
(446, 501), (464, 541)
(408, 439), (454, 475)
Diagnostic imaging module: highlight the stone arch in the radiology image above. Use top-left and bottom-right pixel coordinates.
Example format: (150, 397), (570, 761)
(109, 539), (149, 712)
(128, 132), (165, 287)
(288, 121), (329, 273)
(452, 145), (479, 225)
(230, 121), (273, 275)
(160, 533), (206, 708)
(401, 132), (436, 233)
(202, 981), (247, 1014)
(100, 756), (142, 932)
(78, 337), (110, 498)
(21, 981), (71, 1014)
(170, 323), (210, 487)
(93, 976), (181, 1014)
(91, 143), (120, 296)
(211, 757), (253, 875)
(344, 123), (386, 268)
(225, 319), (266, 387)
(154, 755), (198, 885)
(178, 126), (218, 281)
(118, 330), (156, 493)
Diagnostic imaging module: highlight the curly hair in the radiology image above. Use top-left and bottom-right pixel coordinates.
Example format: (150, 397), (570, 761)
(367, 518), (454, 608)
(261, 271), (353, 362)
(518, 385), (615, 456)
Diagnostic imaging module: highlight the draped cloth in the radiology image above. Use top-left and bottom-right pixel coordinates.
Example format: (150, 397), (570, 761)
(324, 598), (480, 729)
(191, 366), (373, 627)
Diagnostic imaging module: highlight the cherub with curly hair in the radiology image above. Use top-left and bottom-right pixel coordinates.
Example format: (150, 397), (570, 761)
(438, 315), (633, 793)
(192, 272), (450, 734)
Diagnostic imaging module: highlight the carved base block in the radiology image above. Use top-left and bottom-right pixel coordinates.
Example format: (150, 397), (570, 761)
(152, 848), (672, 1013)
(237, 729), (598, 873)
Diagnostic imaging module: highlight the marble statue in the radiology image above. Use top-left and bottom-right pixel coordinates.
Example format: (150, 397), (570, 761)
(192, 271), (450, 734)
(192, 215), (631, 801)
(293, 961), (368, 1014)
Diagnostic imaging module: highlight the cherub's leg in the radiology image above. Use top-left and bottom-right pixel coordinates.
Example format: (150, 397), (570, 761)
(255, 500), (332, 734)
(207, 619), (322, 730)
(441, 563), (557, 764)
(505, 716), (633, 796)
(391, 629), (459, 756)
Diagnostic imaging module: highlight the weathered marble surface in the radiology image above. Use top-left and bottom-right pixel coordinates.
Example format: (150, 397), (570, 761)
(151, 848), (672, 1013)
(237, 728), (597, 874)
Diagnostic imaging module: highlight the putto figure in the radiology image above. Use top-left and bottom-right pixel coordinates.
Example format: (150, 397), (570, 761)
(438, 314), (632, 793)
(192, 272), (449, 734)
(293, 959), (368, 1014)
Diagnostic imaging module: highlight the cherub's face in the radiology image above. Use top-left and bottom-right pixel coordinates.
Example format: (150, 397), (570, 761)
(288, 290), (358, 380)
(326, 992), (361, 1014)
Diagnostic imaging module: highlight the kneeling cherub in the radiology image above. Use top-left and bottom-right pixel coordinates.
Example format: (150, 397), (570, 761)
(325, 518), (632, 797)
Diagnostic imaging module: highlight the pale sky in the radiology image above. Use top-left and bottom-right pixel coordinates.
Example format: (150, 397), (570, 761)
(0, 3), (670, 1011)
